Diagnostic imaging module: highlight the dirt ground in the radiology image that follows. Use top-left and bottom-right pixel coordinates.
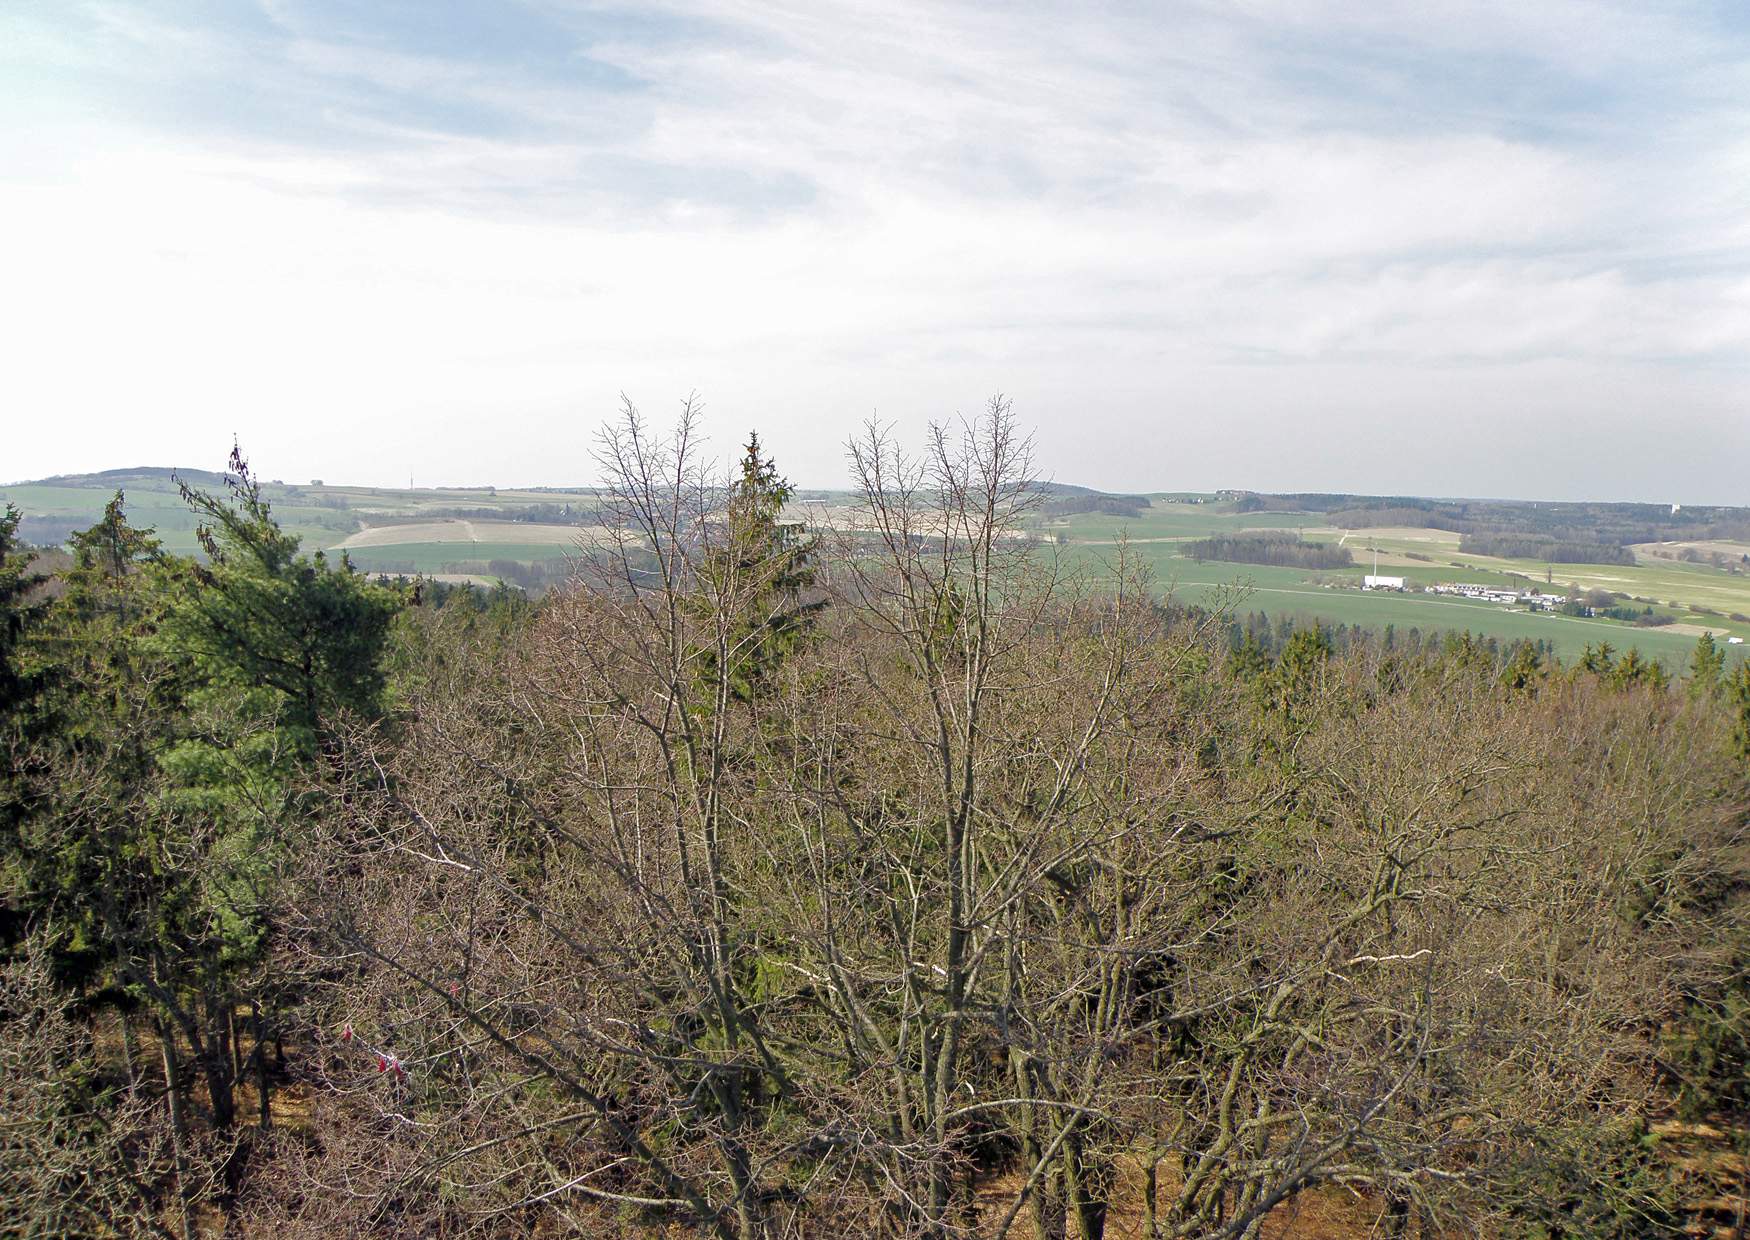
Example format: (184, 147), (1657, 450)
(973, 1159), (1388, 1239)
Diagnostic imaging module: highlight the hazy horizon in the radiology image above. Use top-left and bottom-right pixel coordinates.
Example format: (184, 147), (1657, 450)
(5, 3), (1747, 504)
(11, 458), (1744, 513)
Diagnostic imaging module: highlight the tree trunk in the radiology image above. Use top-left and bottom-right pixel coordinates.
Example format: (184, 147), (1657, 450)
(202, 1044), (236, 1130)
(253, 1001), (271, 1129)
(1143, 1155), (1160, 1240)
(120, 1010), (139, 1095)
(1010, 1047), (1062, 1240)
(158, 1019), (196, 1240)
(1062, 1129), (1107, 1240)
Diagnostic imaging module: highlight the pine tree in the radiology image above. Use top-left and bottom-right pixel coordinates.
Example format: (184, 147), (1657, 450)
(160, 445), (403, 744)
(1729, 661), (1750, 766)
(1262, 625), (1332, 724)
(1607, 647), (1667, 693)
(8, 494), (166, 987)
(695, 433), (821, 705)
(145, 451), (404, 1125)
(1688, 633), (1726, 699)
(0, 505), (48, 952)
(0, 504), (44, 721)
(9, 459), (405, 1140)
(1227, 629), (1270, 681)
(14, 495), (275, 1129)
(1500, 641), (1543, 695)
(1578, 642), (1616, 679)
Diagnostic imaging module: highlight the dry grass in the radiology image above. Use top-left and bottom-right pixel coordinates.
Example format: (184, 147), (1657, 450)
(970, 1158), (1390, 1239)
(1633, 540), (1750, 562)
(335, 519), (598, 549)
(85, 1014), (1750, 1237)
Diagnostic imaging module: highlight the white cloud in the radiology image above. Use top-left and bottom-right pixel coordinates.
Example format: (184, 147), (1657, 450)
(1, 0), (1745, 500)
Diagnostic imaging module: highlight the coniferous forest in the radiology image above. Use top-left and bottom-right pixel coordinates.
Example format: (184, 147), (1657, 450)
(5, 403), (1750, 1238)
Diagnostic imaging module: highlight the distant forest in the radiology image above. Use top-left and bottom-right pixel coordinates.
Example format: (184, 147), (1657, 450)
(367, 502), (604, 525)
(1456, 533), (1637, 565)
(1240, 492), (1750, 551)
(1030, 481), (1151, 520)
(1184, 531), (1354, 569)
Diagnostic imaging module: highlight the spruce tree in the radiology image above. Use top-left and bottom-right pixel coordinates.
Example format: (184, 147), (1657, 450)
(146, 451), (403, 1124)
(1500, 641), (1544, 695)
(695, 433), (820, 705)
(1689, 632), (1726, 699)
(0, 505), (47, 951)
(0, 504), (43, 721)
(1578, 642), (1616, 679)
(1729, 661), (1750, 766)
(8, 458), (404, 1138)
(160, 445), (403, 744)
(10, 494), (167, 988)
(1226, 629), (1270, 681)
(1262, 624), (1332, 725)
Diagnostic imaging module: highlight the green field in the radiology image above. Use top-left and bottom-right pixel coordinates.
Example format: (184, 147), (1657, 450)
(1048, 505), (1325, 541)
(1057, 543), (1723, 663)
(0, 472), (589, 561)
(0, 480), (358, 557)
(1048, 500), (1750, 665)
(7, 474), (1749, 668)
(339, 542), (580, 573)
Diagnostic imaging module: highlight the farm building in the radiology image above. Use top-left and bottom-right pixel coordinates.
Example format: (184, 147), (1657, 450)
(1363, 574), (1405, 590)
(1430, 582), (1562, 607)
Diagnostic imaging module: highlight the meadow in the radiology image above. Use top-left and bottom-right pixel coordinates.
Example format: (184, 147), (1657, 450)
(337, 540), (580, 574)
(7, 470), (1748, 667)
(0, 472), (591, 562)
(0, 479), (359, 557)
(1046, 499), (1750, 663)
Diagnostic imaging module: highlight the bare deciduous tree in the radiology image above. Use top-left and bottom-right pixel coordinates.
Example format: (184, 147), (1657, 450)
(268, 398), (1748, 1240)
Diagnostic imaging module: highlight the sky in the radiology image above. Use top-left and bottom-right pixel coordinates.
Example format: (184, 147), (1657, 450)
(3, 1), (1748, 502)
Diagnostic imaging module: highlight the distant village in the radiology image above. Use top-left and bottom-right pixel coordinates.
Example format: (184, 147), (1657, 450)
(1358, 571), (1744, 642)
(1363, 573), (1568, 607)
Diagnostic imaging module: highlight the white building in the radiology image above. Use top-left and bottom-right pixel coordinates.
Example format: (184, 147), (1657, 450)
(1429, 582), (1555, 607)
(1363, 574), (1405, 590)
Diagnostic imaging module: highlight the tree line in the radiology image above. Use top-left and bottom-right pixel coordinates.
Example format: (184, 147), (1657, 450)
(1182, 532), (1354, 570)
(1252, 492), (1750, 549)
(1225, 609), (1561, 667)
(1455, 533), (1637, 566)
(3, 403), (1750, 1238)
